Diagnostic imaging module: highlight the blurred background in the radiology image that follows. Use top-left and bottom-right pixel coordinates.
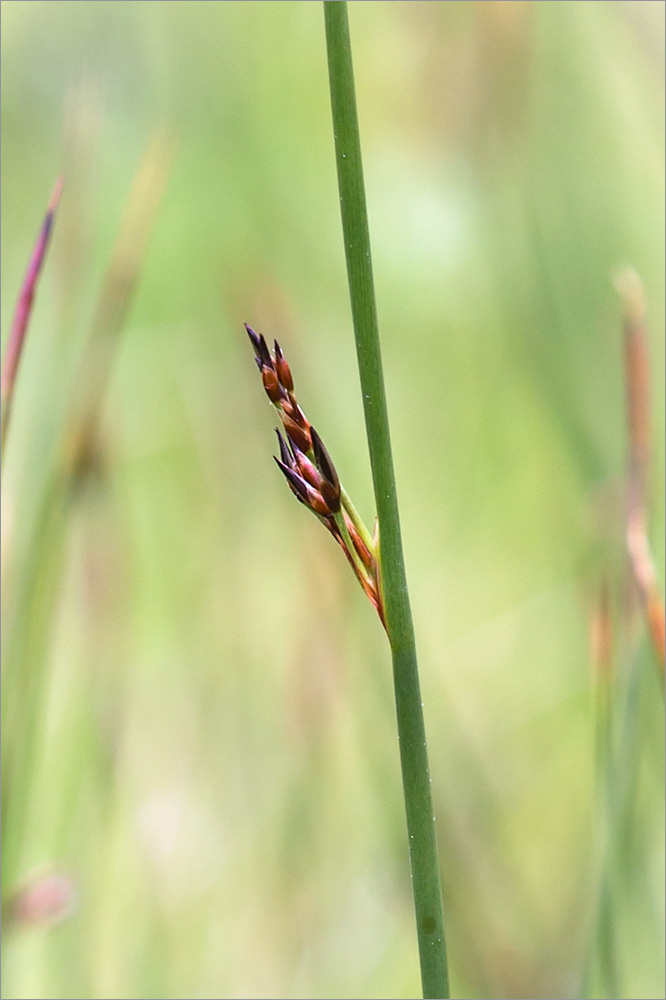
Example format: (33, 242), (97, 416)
(1, 2), (664, 998)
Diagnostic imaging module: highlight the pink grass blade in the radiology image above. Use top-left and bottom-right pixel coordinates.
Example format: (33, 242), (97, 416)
(1, 177), (64, 455)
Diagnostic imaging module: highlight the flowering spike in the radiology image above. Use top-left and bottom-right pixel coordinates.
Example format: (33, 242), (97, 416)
(246, 325), (384, 627)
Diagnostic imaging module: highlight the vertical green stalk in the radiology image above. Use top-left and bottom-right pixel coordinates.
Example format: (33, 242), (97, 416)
(323, 4), (450, 997)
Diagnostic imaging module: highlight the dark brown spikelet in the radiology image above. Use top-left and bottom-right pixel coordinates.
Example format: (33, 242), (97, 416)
(274, 458), (330, 517)
(287, 438), (318, 489)
(310, 427), (340, 513)
(280, 395), (298, 421)
(261, 365), (282, 404)
(245, 323), (262, 358)
(274, 457), (309, 503)
(275, 428), (294, 468)
(274, 340), (294, 392)
(308, 490), (333, 517)
(311, 427), (339, 493)
(245, 323), (273, 370)
(319, 481), (340, 514)
(257, 333), (272, 369)
(282, 414), (311, 454)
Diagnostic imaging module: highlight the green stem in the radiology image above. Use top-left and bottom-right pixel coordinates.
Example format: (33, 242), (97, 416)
(323, 4), (450, 997)
(339, 483), (374, 552)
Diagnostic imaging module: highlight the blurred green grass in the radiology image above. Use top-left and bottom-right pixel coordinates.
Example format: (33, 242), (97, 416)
(1, 2), (664, 998)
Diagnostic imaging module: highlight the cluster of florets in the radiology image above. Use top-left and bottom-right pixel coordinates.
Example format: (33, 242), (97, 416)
(246, 324), (384, 625)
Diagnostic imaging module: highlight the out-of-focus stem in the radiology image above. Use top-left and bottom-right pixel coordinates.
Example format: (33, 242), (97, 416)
(615, 268), (665, 684)
(585, 581), (621, 999)
(617, 268), (651, 508)
(1, 135), (173, 895)
(63, 132), (174, 479)
(585, 571), (660, 999)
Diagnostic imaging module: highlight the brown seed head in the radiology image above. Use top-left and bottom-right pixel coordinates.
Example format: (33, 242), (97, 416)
(248, 324), (385, 628)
